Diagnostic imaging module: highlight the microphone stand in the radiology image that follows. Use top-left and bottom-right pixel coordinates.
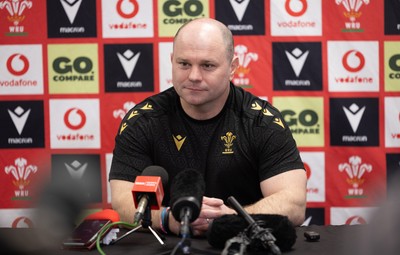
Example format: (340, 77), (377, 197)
(221, 231), (250, 255)
(111, 205), (165, 245)
(166, 208), (218, 255)
(226, 196), (281, 255)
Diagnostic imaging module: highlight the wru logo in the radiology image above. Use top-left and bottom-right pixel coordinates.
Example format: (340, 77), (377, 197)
(4, 157), (37, 198)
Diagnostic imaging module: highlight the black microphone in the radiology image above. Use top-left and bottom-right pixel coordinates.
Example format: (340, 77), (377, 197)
(132, 166), (169, 225)
(209, 196), (294, 255)
(207, 214), (297, 252)
(170, 168), (205, 237)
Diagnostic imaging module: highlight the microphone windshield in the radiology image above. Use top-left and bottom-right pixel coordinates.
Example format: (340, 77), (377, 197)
(170, 169), (205, 222)
(207, 214), (297, 252)
(142, 165), (169, 187)
(85, 209), (120, 222)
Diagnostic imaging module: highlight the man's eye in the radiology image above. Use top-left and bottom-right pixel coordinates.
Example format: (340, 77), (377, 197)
(203, 64), (215, 69)
(179, 62), (189, 67)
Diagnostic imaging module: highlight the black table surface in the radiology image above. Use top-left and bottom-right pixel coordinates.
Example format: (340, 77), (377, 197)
(0, 224), (372, 255)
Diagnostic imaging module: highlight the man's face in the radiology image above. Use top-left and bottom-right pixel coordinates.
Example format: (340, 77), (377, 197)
(171, 25), (237, 109)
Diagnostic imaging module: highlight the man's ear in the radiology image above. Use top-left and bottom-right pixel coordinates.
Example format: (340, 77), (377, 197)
(170, 52), (174, 64)
(230, 56), (239, 80)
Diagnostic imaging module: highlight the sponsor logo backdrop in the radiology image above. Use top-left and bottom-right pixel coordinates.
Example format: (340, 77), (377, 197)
(0, 0), (399, 227)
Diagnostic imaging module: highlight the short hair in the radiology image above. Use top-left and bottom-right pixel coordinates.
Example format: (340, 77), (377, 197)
(173, 18), (235, 61)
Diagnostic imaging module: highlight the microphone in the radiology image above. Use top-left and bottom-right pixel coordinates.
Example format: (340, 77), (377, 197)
(170, 168), (205, 237)
(207, 214), (297, 252)
(132, 166), (169, 225)
(208, 196), (294, 254)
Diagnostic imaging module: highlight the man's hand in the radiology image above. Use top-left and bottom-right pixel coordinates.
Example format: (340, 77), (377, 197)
(190, 196), (236, 236)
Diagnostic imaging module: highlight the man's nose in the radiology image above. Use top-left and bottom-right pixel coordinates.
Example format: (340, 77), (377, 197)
(188, 66), (202, 82)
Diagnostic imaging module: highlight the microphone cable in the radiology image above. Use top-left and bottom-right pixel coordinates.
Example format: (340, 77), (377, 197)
(170, 235), (190, 255)
(95, 221), (139, 255)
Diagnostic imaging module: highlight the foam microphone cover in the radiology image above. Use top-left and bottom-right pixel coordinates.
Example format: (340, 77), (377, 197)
(142, 165), (169, 188)
(170, 168), (205, 222)
(85, 209), (120, 222)
(132, 165), (169, 211)
(207, 214), (297, 252)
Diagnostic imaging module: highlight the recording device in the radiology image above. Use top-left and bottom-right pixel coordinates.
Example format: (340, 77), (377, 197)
(62, 209), (120, 250)
(132, 165), (169, 225)
(213, 196), (294, 255)
(170, 168), (205, 237)
(304, 231), (320, 242)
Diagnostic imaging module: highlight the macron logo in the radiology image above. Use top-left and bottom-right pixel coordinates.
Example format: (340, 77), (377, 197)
(8, 106), (30, 135)
(117, 50), (141, 79)
(343, 103), (366, 133)
(65, 160), (87, 179)
(60, 0), (83, 24)
(229, 0), (250, 22)
(285, 48), (309, 77)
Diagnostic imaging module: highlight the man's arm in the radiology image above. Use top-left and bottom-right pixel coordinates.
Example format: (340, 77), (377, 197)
(244, 169), (307, 226)
(191, 169), (307, 235)
(110, 179), (140, 224)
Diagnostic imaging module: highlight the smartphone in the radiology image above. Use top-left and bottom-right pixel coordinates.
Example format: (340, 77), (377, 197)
(62, 219), (112, 250)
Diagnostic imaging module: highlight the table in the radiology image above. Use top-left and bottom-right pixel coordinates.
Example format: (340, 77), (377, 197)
(0, 224), (377, 255)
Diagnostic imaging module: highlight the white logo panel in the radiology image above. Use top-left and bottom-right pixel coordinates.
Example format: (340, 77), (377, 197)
(385, 97), (400, 148)
(49, 99), (100, 149)
(0, 208), (36, 228)
(159, 42), (173, 92)
(105, 153), (113, 203)
(327, 41), (379, 92)
(0, 45), (43, 95)
(300, 151), (325, 202)
(330, 207), (378, 225)
(270, 0), (322, 36)
(102, 0), (153, 38)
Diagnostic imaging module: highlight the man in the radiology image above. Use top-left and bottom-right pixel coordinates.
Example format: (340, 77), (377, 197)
(109, 18), (307, 236)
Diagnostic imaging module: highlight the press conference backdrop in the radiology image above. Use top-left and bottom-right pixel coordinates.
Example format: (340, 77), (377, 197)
(0, 0), (400, 228)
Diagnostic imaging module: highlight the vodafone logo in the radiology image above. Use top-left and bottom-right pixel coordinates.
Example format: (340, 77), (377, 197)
(117, 0), (139, 19)
(50, 99), (100, 148)
(12, 217), (34, 228)
(6, 54), (29, 76)
(285, 0), (307, 17)
(342, 50), (365, 72)
(64, 108), (86, 130)
(271, 0), (321, 36)
(345, 215), (367, 225)
(304, 161), (320, 196)
(328, 41), (378, 91)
